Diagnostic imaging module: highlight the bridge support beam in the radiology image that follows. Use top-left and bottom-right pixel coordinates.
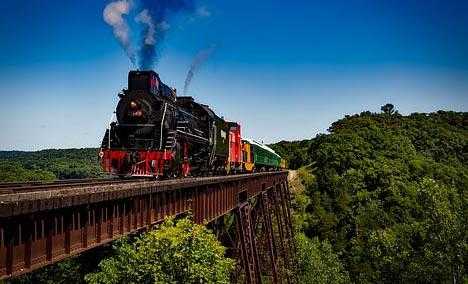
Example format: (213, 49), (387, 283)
(231, 180), (296, 284)
(235, 203), (261, 284)
(0, 172), (291, 281)
(259, 191), (279, 283)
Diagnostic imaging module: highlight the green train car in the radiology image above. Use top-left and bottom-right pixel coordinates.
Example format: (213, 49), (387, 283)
(242, 139), (281, 170)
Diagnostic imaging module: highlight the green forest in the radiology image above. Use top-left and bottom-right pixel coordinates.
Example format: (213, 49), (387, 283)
(1, 106), (466, 283)
(0, 148), (105, 182)
(271, 106), (467, 283)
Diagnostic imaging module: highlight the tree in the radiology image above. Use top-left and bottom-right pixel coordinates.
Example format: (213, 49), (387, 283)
(0, 161), (55, 182)
(85, 217), (235, 284)
(380, 103), (395, 115)
(0, 148), (106, 182)
(295, 233), (349, 284)
(276, 110), (467, 283)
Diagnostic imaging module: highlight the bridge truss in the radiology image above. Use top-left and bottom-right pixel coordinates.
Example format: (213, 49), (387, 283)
(0, 172), (295, 283)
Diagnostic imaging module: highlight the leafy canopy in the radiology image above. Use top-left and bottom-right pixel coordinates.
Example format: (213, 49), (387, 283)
(275, 108), (467, 283)
(0, 148), (106, 182)
(295, 233), (350, 284)
(85, 217), (235, 284)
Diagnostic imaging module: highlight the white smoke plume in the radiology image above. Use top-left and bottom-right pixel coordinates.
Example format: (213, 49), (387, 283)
(158, 21), (171, 31)
(103, 0), (136, 65)
(183, 45), (216, 96)
(195, 6), (211, 18)
(103, 0), (196, 69)
(135, 9), (156, 45)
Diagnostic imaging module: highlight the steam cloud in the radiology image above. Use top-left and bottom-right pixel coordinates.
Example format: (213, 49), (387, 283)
(135, 9), (156, 45)
(103, 0), (196, 70)
(103, 0), (135, 65)
(183, 45), (216, 96)
(135, 8), (157, 70)
(137, 0), (194, 70)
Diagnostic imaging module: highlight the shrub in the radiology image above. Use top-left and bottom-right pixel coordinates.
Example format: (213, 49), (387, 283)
(85, 217), (235, 284)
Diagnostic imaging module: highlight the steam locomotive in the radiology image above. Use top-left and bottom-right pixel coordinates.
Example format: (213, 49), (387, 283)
(99, 70), (284, 178)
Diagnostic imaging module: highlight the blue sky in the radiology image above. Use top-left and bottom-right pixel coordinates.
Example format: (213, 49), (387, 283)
(0, 0), (467, 150)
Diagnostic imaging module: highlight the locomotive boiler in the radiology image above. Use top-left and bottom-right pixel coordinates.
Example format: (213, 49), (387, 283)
(99, 70), (243, 178)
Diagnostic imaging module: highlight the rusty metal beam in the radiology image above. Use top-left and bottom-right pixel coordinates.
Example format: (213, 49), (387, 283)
(260, 191), (279, 283)
(236, 201), (266, 284)
(0, 172), (288, 280)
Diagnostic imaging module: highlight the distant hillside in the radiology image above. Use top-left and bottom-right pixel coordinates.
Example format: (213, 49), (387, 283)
(271, 110), (467, 168)
(0, 148), (104, 182)
(271, 108), (467, 283)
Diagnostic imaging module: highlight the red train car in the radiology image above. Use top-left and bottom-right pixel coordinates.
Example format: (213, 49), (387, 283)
(228, 122), (242, 173)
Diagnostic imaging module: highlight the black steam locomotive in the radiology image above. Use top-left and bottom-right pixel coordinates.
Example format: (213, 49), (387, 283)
(100, 70), (242, 177)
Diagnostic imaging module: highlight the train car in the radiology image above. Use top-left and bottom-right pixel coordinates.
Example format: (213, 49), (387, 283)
(242, 141), (255, 172)
(242, 139), (281, 171)
(227, 122), (243, 173)
(280, 158), (287, 169)
(99, 70), (241, 178)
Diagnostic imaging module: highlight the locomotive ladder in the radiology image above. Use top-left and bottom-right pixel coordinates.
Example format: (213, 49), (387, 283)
(164, 130), (176, 150)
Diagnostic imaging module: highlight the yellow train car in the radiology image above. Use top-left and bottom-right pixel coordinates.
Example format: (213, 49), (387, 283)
(280, 158), (287, 169)
(242, 141), (255, 172)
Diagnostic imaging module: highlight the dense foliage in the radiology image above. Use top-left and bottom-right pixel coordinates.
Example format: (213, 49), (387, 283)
(85, 217), (235, 284)
(270, 140), (311, 170)
(295, 233), (350, 284)
(0, 148), (105, 181)
(276, 109), (467, 283)
(11, 258), (90, 284)
(288, 168), (350, 283)
(0, 161), (56, 182)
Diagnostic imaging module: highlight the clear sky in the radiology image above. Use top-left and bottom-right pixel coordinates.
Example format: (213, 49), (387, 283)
(0, 0), (467, 150)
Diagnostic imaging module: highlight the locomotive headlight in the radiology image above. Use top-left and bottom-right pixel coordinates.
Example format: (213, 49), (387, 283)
(130, 101), (138, 109)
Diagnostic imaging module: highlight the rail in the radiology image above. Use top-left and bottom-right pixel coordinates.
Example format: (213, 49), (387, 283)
(0, 178), (134, 194)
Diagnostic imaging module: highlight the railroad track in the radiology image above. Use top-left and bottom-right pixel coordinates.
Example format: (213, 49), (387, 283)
(0, 172), (285, 196)
(0, 178), (114, 188)
(0, 177), (149, 195)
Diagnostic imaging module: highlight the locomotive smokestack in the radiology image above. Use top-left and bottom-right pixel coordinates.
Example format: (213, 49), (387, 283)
(183, 45), (216, 96)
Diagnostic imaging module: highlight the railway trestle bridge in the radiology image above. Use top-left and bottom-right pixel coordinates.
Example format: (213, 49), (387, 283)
(0, 172), (295, 283)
